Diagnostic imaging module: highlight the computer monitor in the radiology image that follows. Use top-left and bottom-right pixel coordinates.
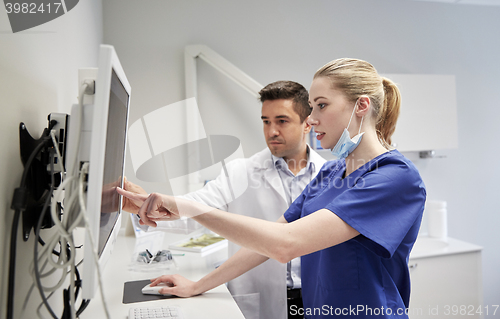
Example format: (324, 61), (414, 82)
(66, 44), (131, 299)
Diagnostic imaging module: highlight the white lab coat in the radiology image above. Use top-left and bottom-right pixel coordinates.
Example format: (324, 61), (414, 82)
(156, 147), (326, 319)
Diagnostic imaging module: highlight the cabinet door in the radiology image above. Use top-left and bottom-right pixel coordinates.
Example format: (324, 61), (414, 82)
(408, 251), (482, 319)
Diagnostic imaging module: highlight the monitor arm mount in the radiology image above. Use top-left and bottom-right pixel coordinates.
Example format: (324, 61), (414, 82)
(14, 113), (68, 240)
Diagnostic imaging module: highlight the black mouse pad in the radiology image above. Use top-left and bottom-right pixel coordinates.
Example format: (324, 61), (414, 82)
(122, 279), (176, 304)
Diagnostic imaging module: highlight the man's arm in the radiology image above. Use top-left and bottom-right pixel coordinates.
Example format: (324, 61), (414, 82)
(152, 246), (269, 297)
(149, 217), (290, 296)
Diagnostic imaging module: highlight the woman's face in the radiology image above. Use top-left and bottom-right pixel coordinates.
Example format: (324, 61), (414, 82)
(308, 77), (354, 150)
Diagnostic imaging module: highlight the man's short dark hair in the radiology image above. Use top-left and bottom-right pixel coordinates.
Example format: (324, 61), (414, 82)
(258, 81), (310, 123)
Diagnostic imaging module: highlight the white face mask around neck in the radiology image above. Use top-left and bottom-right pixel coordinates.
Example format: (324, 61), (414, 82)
(330, 100), (365, 159)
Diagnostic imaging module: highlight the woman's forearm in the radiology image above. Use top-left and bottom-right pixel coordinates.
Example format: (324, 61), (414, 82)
(116, 190), (358, 264)
(192, 209), (292, 263)
(189, 204), (359, 264)
(115, 188), (294, 261)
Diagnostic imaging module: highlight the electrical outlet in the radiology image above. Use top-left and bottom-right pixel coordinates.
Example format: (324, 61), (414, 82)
(48, 113), (69, 173)
(79, 68), (98, 104)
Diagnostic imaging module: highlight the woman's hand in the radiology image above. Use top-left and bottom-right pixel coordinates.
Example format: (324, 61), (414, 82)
(118, 188), (215, 227)
(149, 274), (201, 298)
(117, 188), (181, 227)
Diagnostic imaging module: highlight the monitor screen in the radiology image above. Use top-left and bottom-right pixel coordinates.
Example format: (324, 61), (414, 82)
(72, 44), (131, 300)
(98, 69), (129, 256)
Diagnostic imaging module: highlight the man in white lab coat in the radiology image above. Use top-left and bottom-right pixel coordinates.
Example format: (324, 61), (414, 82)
(126, 81), (326, 319)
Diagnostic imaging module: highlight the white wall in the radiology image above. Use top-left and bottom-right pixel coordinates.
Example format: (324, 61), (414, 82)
(103, 0), (500, 308)
(0, 2), (102, 318)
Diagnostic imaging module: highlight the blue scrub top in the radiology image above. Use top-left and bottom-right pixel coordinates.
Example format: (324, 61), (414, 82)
(284, 150), (426, 318)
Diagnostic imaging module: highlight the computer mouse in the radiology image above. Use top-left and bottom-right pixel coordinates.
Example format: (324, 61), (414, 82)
(141, 282), (173, 296)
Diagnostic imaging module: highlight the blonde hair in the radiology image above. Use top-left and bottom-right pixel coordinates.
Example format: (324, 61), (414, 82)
(314, 58), (401, 149)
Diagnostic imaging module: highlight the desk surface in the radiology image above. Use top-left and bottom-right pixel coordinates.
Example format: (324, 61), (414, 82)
(409, 236), (483, 260)
(80, 230), (245, 319)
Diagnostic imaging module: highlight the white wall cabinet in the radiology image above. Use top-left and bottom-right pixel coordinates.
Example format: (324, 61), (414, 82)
(408, 237), (483, 319)
(310, 74), (459, 155)
(383, 74), (459, 153)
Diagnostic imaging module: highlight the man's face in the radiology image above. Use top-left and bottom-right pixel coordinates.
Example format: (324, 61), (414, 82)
(261, 99), (311, 160)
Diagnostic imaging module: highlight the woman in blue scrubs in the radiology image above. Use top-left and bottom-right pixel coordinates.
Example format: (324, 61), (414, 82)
(119, 58), (426, 319)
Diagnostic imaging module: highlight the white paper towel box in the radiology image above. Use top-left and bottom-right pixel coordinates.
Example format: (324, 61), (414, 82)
(381, 74), (458, 152)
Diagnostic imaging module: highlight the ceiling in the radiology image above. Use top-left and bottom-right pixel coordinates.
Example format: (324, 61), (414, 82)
(410, 0), (500, 6)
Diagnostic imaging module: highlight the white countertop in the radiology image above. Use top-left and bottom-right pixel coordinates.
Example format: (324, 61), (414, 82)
(80, 231), (244, 319)
(409, 236), (483, 260)
(80, 231), (483, 318)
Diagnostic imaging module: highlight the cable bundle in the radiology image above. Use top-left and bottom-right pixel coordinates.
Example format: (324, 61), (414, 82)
(9, 82), (110, 319)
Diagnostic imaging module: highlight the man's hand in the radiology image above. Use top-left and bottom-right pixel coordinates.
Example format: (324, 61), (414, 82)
(117, 188), (181, 227)
(149, 274), (201, 297)
(121, 177), (148, 215)
(118, 185), (213, 227)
